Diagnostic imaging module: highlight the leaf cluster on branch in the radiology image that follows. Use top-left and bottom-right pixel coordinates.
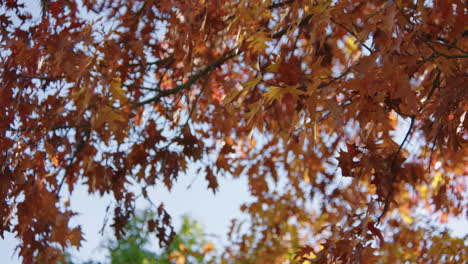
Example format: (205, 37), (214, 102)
(0, 0), (467, 263)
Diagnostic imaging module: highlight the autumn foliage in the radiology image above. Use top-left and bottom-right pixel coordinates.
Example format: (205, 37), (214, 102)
(1, 0), (467, 263)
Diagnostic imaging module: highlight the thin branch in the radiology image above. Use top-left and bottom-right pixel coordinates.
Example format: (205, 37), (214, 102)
(1, 73), (66, 81)
(7, 124), (87, 132)
(318, 66), (352, 89)
(272, 14), (313, 39)
(127, 55), (174, 67)
(123, 83), (161, 92)
(134, 49), (241, 107)
(330, 18), (373, 54)
(422, 68), (441, 106)
(318, 93), (358, 122)
(425, 38), (468, 55)
(427, 133), (438, 172)
(180, 77), (209, 133)
(267, 0), (294, 9)
(419, 37), (468, 59)
(377, 115), (415, 223)
(56, 130), (89, 198)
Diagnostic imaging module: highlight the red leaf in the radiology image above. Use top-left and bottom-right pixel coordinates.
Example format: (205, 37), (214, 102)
(367, 222), (385, 247)
(205, 167), (219, 194)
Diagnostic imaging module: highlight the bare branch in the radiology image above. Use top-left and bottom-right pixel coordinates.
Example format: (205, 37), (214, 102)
(134, 49), (241, 107)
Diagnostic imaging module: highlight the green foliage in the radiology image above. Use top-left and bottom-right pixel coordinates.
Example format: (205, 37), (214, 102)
(106, 212), (158, 264)
(157, 216), (211, 264)
(66, 213), (213, 264)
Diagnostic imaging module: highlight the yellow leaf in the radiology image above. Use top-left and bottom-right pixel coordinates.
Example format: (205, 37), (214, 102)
(169, 251), (181, 260)
(266, 62), (280, 73)
(419, 184), (428, 199)
(93, 105), (126, 129)
(202, 242), (214, 253)
(176, 255), (185, 264)
(51, 156), (59, 167)
(302, 170), (310, 183)
(287, 84), (306, 98)
(179, 242), (185, 251)
(264, 85), (284, 104)
(223, 75), (262, 104)
(73, 84), (92, 108)
(264, 85), (304, 105)
(245, 101), (262, 124)
(242, 75), (263, 90)
(344, 36), (358, 55)
(110, 77), (127, 103)
(432, 172), (443, 189)
(401, 212), (413, 225)
(247, 31), (270, 53)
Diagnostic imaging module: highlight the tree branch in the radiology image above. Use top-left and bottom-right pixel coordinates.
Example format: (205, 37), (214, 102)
(56, 129), (90, 198)
(419, 37), (468, 59)
(1, 73), (66, 81)
(377, 115), (415, 223)
(133, 49), (241, 107)
(330, 18), (373, 54)
(127, 55), (174, 68)
(272, 14), (313, 39)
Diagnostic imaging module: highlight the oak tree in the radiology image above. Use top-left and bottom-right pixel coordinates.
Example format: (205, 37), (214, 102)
(1, 0), (467, 263)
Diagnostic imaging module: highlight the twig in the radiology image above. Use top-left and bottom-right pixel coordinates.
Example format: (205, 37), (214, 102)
(422, 69), (440, 106)
(127, 55), (174, 68)
(272, 14), (313, 39)
(377, 115), (415, 223)
(330, 18), (373, 54)
(133, 48), (241, 107)
(318, 95), (358, 122)
(180, 77), (209, 133)
(427, 136), (437, 172)
(424, 38), (468, 55)
(56, 130), (89, 198)
(267, 0), (294, 9)
(318, 66), (352, 89)
(1, 73), (66, 81)
(419, 37), (468, 59)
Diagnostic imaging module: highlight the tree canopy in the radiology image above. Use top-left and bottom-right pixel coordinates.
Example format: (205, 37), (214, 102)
(1, 0), (467, 263)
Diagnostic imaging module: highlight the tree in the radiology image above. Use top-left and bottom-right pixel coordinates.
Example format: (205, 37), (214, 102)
(1, 0), (466, 263)
(64, 214), (214, 264)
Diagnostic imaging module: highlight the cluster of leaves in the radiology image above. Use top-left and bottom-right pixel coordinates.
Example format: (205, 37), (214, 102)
(1, 0), (467, 263)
